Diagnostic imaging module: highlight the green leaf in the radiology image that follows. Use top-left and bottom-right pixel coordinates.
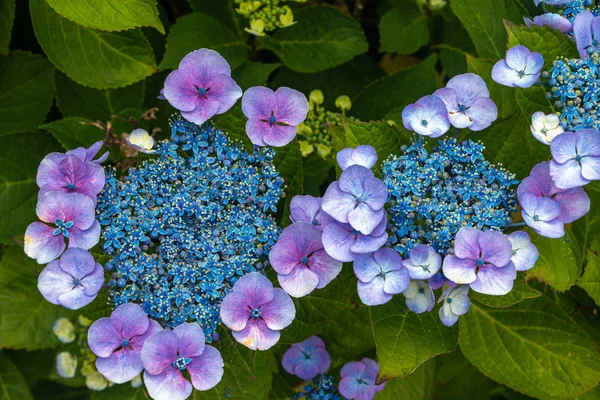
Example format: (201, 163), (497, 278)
(506, 22), (579, 70)
(0, 247), (70, 350)
(274, 139), (303, 227)
(55, 72), (146, 121)
(527, 232), (581, 292)
(0, 51), (55, 135)
(439, 46), (468, 79)
(377, 358), (436, 400)
(578, 240), (600, 306)
(45, 0), (164, 34)
(160, 12), (248, 71)
(40, 118), (106, 150)
(573, 182), (600, 254)
(259, 6), (368, 73)
(232, 61), (281, 90)
(187, 0), (246, 39)
(451, 0), (528, 59)
(0, 353), (33, 400)
(302, 153), (335, 197)
(0, 131), (61, 244)
(471, 274), (541, 308)
(379, 5), (429, 55)
(370, 296), (458, 380)
(0, 0), (15, 55)
(459, 296), (600, 399)
(352, 55), (438, 122)
(30, 0), (157, 89)
(466, 55), (517, 119)
(90, 384), (145, 400)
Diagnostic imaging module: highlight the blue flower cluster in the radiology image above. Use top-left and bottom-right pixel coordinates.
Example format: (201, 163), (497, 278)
(382, 139), (518, 257)
(559, 0), (593, 21)
(96, 115), (284, 338)
(294, 375), (343, 400)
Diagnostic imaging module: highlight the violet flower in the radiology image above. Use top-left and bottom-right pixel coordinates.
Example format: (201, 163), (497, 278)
(38, 248), (103, 310)
(519, 193), (565, 238)
(141, 323), (224, 400)
(162, 49), (242, 125)
(549, 130), (600, 189)
(88, 303), (162, 384)
(507, 231), (539, 272)
(336, 145), (378, 171)
(220, 272), (295, 350)
(492, 45), (543, 88)
(321, 213), (388, 262)
(438, 285), (470, 327)
(242, 86), (308, 147)
(282, 336), (331, 380)
(401, 95), (451, 137)
(290, 195), (323, 230)
(428, 271), (457, 290)
(353, 247), (410, 306)
(442, 227), (517, 295)
(24, 192), (100, 264)
(321, 165), (388, 235)
(574, 11), (600, 59)
(433, 73), (498, 131)
(269, 222), (342, 297)
(403, 280), (435, 313)
(403, 244), (442, 280)
(524, 14), (572, 34)
(66, 141), (109, 165)
(339, 358), (386, 400)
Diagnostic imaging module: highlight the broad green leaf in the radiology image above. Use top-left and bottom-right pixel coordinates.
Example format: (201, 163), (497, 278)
(212, 104), (253, 151)
(506, 22), (578, 70)
(0, 51), (55, 134)
(0, 354), (33, 400)
(160, 12), (248, 71)
(439, 46), (468, 79)
(379, 5), (429, 55)
(451, 0), (527, 59)
(579, 241), (600, 306)
(40, 118), (106, 150)
(30, 0), (157, 89)
(45, 0), (164, 34)
(377, 358), (436, 400)
(274, 139), (303, 227)
(515, 85), (554, 115)
(0, 131), (61, 244)
(187, 0), (246, 39)
(0, 0), (15, 55)
(578, 386), (600, 400)
(302, 153), (335, 197)
(55, 72), (146, 121)
(90, 384), (145, 400)
(259, 6), (368, 73)
(232, 61), (281, 90)
(466, 55), (517, 119)
(370, 296), (458, 380)
(0, 247), (70, 350)
(528, 232), (580, 292)
(353, 55), (438, 122)
(573, 182), (600, 254)
(459, 296), (600, 399)
(471, 274), (541, 308)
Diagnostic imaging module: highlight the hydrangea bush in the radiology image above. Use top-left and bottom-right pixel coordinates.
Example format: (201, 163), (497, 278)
(2, 0), (600, 399)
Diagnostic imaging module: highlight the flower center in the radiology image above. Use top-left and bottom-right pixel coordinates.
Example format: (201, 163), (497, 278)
(533, 215), (540, 222)
(300, 256), (309, 265)
(356, 377), (368, 385)
(574, 154), (583, 162)
(458, 104), (467, 112)
(66, 183), (76, 191)
(421, 119), (428, 127)
(198, 87), (207, 96)
(73, 278), (81, 286)
(540, 128), (548, 134)
(311, 218), (319, 226)
(53, 219), (74, 237)
(251, 308), (262, 319)
(447, 298), (453, 304)
(475, 258), (485, 267)
(172, 355), (192, 371)
(420, 264), (431, 272)
(269, 115), (277, 125)
(351, 229), (360, 236)
(418, 287), (425, 294)
(121, 339), (130, 347)
(302, 351), (312, 360)
(518, 70), (526, 78)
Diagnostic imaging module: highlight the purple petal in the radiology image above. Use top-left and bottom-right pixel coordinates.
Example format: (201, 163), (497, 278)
(347, 204), (384, 235)
(270, 222), (323, 275)
(144, 367), (192, 400)
(554, 187), (591, 223)
(232, 272), (274, 308)
(178, 49), (232, 84)
(465, 97), (498, 131)
(578, 129), (600, 157)
(478, 231), (512, 267)
(338, 165), (375, 197)
(533, 13), (572, 33)
(505, 45), (531, 71)
(351, 230), (388, 254)
(353, 252), (382, 283)
(290, 195), (322, 226)
(383, 268), (410, 295)
(453, 227), (481, 261)
(518, 161), (561, 199)
(274, 87), (309, 126)
(446, 73), (490, 105)
(278, 265), (319, 297)
(232, 318), (280, 350)
(37, 153), (67, 188)
(470, 263), (517, 295)
(36, 192), (95, 229)
(282, 346), (304, 374)
(337, 145), (378, 171)
(522, 208), (565, 238)
(448, 286), (470, 315)
(513, 72), (540, 89)
(492, 60), (521, 87)
(163, 69), (200, 112)
(373, 247), (403, 272)
(433, 88), (459, 113)
(58, 247), (95, 278)
(308, 249), (343, 289)
(263, 124), (297, 147)
(96, 347), (143, 384)
(242, 86), (276, 120)
(260, 288), (295, 330)
(88, 318), (123, 358)
(550, 159), (589, 189)
(187, 345), (224, 391)
(220, 291), (251, 331)
(508, 231), (539, 272)
(550, 131), (578, 163)
(56, 286), (96, 310)
(81, 263), (104, 297)
(321, 219), (356, 262)
(404, 244), (441, 280)
(245, 119), (269, 146)
(340, 361), (366, 379)
(131, 319), (162, 352)
(24, 222), (65, 264)
(38, 260), (76, 305)
(208, 74), (242, 114)
(141, 330), (179, 375)
(173, 323), (206, 359)
(293, 359), (322, 381)
(358, 278), (392, 306)
(362, 177), (388, 211)
(442, 255), (477, 284)
(321, 181), (358, 223)
(574, 11), (595, 58)
(111, 303), (150, 339)
(339, 377), (376, 400)
(581, 156), (600, 180)
(67, 220), (100, 250)
(180, 96), (220, 126)
(524, 52), (544, 75)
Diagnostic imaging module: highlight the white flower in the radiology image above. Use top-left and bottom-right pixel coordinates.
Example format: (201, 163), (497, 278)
(530, 111), (564, 145)
(126, 128), (155, 153)
(86, 371), (108, 391)
(56, 352), (77, 378)
(52, 317), (75, 343)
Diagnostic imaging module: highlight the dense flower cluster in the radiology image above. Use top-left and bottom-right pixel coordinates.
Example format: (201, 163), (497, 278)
(235, 0), (304, 35)
(96, 116), (284, 338)
(294, 375), (344, 400)
(382, 139), (519, 257)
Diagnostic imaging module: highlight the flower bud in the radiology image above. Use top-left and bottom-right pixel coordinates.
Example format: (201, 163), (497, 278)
(335, 95), (352, 111)
(309, 90), (324, 105)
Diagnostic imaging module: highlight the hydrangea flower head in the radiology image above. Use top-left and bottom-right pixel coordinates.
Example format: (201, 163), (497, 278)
(336, 145), (378, 171)
(270, 222), (342, 297)
(492, 45), (544, 88)
(220, 272), (295, 350)
(353, 247), (410, 306)
(549, 129), (600, 189)
(530, 111), (565, 145)
(438, 285), (470, 327)
(401, 95), (451, 137)
(162, 49), (242, 125)
(242, 86), (309, 147)
(290, 195), (323, 230)
(574, 11), (600, 58)
(321, 165), (388, 235)
(339, 358), (386, 400)
(403, 280), (435, 313)
(38, 248), (103, 309)
(282, 336), (331, 380)
(142, 323), (224, 400)
(508, 231), (539, 271)
(126, 128), (156, 154)
(433, 73), (498, 131)
(25, 191), (100, 264)
(88, 303), (162, 384)
(442, 227), (517, 295)
(403, 244), (442, 280)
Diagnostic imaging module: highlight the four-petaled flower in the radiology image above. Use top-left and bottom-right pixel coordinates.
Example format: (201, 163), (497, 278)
(336, 145), (378, 171)
(290, 195), (324, 230)
(242, 86), (308, 147)
(549, 130), (600, 189)
(401, 95), (451, 137)
(339, 358), (386, 400)
(321, 213), (388, 262)
(282, 336), (331, 380)
(220, 272), (295, 350)
(162, 49), (242, 125)
(38, 248), (104, 310)
(438, 285), (470, 327)
(492, 45), (544, 88)
(88, 303), (162, 384)
(519, 193), (565, 238)
(508, 231), (539, 272)
(403, 244), (442, 280)
(141, 323), (224, 400)
(524, 13), (572, 34)
(403, 280), (435, 313)
(270, 222), (343, 297)
(530, 112), (565, 145)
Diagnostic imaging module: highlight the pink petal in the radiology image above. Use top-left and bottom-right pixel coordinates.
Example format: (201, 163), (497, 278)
(111, 303), (150, 339)
(163, 69), (199, 112)
(141, 331), (179, 375)
(208, 74), (242, 114)
(274, 87), (309, 125)
(245, 118), (269, 146)
(144, 366), (192, 400)
(232, 318), (280, 350)
(67, 220), (100, 250)
(87, 317), (124, 358)
(220, 291), (251, 331)
(187, 345), (224, 391)
(308, 249), (343, 289)
(174, 323), (206, 359)
(232, 272), (274, 308)
(96, 347), (143, 384)
(242, 86), (276, 120)
(263, 124), (297, 147)
(260, 288), (295, 330)
(24, 222), (65, 264)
